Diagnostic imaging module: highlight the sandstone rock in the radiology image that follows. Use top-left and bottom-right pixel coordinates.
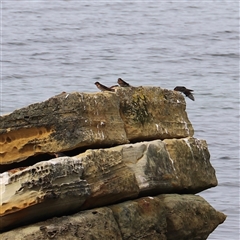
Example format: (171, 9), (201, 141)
(0, 207), (122, 240)
(117, 86), (194, 141)
(0, 86), (223, 238)
(76, 137), (216, 209)
(0, 87), (193, 165)
(117, 137), (216, 196)
(0, 157), (90, 231)
(0, 194), (226, 240)
(79, 148), (140, 209)
(0, 91), (127, 165)
(163, 137), (217, 193)
(0, 138), (217, 231)
(159, 194), (226, 240)
(109, 196), (167, 240)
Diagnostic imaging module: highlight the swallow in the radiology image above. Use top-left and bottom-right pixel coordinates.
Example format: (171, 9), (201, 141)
(95, 82), (115, 92)
(117, 78), (131, 87)
(174, 86), (195, 101)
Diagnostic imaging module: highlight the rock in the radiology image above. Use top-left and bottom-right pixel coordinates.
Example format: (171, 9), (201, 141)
(117, 87), (194, 141)
(0, 138), (217, 231)
(0, 91), (127, 165)
(0, 157), (90, 231)
(159, 194), (226, 240)
(0, 87), (193, 165)
(109, 196), (167, 240)
(0, 207), (122, 240)
(121, 137), (216, 196)
(0, 86), (225, 237)
(0, 194), (226, 240)
(163, 137), (217, 193)
(79, 147), (140, 210)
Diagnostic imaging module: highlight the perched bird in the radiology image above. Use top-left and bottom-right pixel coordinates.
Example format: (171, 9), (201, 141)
(95, 82), (115, 92)
(174, 86), (195, 101)
(117, 78), (131, 87)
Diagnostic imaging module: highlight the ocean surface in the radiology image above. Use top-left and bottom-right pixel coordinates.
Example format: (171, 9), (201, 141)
(1, 1), (239, 239)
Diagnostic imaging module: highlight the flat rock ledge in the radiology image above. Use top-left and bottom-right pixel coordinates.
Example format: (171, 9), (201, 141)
(0, 194), (226, 240)
(1, 138), (217, 232)
(0, 87), (193, 164)
(0, 86), (226, 238)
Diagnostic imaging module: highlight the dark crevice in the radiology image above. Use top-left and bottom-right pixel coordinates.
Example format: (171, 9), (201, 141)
(0, 143), (122, 174)
(0, 135), (184, 174)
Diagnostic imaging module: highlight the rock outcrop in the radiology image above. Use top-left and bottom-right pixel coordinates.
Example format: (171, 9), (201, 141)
(1, 138), (217, 231)
(0, 86), (225, 238)
(0, 194), (226, 240)
(0, 87), (193, 165)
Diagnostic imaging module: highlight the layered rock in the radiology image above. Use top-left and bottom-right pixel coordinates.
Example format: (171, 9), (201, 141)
(0, 158), (90, 231)
(116, 87), (193, 141)
(0, 87), (193, 165)
(0, 91), (127, 164)
(0, 138), (217, 231)
(0, 194), (226, 240)
(0, 86), (225, 238)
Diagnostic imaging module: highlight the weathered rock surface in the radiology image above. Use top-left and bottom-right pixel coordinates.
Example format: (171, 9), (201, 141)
(0, 194), (226, 240)
(0, 86), (226, 237)
(116, 87), (193, 141)
(163, 137), (216, 193)
(159, 194), (226, 240)
(0, 91), (127, 165)
(0, 158), (90, 231)
(0, 87), (193, 165)
(0, 138), (217, 231)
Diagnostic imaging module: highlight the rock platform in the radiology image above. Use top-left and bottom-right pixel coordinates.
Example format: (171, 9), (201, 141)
(0, 86), (226, 239)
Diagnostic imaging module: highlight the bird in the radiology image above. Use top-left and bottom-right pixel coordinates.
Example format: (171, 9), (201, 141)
(94, 82), (115, 92)
(117, 78), (131, 87)
(174, 86), (195, 101)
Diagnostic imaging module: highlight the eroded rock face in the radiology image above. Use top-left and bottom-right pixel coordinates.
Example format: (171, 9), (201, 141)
(0, 207), (122, 240)
(0, 157), (90, 231)
(0, 87), (193, 165)
(117, 87), (194, 141)
(0, 91), (127, 164)
(0, 194), (226, 240)
(0, 138), (217, 231)
(109, 196), (167, 240)
(79, 148), (140, 209)
(0, 87), (225, 237)
(160, 194), (226, 240)
(163, 137), (217, 193)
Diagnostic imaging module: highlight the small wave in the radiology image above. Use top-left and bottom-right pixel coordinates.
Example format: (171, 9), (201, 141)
(7, 42), (27, 46)
(209, 53), (239, 58)
(219, 156), (231, 160)
(31, 52), (50, 56)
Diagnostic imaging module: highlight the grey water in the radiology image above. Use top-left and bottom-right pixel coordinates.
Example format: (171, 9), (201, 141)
(1, 1), (239, 239)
